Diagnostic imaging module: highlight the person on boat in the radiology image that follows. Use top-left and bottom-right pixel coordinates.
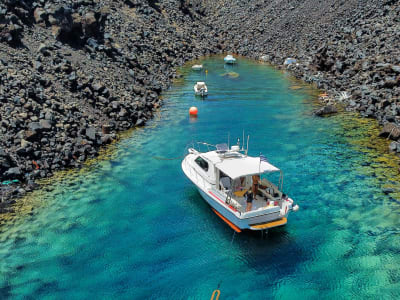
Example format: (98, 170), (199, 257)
(252, 175), (268, 198)
(233, 177), (245, 192)
(252, 175), (260, 197)
(244, 190), (253, 212)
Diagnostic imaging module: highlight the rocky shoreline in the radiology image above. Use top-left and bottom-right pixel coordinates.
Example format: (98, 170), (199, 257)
(1, 0), (399, 212)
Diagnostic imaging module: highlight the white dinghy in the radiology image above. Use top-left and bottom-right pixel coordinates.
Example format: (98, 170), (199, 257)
(224, 54), (237, 64)
(182, 139), (299, 232)
(192, 64), (203, 71)
(194, 81), (208, 97)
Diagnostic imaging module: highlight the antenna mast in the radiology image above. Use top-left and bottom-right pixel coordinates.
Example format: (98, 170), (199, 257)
(246, 135), (249, 156)
(242, 130), (245, 151)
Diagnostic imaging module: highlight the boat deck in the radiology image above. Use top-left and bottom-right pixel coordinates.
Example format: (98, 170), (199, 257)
(233, 190), (279, 212)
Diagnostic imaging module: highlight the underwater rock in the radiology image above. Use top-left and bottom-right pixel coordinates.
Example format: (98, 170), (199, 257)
(314, 105), (338, 117)
(221, 72), (239, 78)
(382, 187), (395, 194)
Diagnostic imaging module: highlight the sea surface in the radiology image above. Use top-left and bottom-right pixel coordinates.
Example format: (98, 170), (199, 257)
(1, 57), (400, 299)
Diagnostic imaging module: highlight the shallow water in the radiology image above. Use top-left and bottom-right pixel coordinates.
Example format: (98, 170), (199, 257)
(1, 57), (400, 299)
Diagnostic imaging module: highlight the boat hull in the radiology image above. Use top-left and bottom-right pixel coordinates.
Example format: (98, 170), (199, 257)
(194, 91), (208, 97)
(197, 189), (284, 230)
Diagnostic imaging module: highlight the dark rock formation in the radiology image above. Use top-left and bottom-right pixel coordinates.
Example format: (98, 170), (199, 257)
(314, 105), (338, 117)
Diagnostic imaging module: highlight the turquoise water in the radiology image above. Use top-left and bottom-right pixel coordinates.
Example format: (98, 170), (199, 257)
(1, 57), (400, 299)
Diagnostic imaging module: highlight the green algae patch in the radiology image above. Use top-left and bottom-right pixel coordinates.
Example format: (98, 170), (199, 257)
(220, 71), (240, 79)
(330, 112), (400, 198)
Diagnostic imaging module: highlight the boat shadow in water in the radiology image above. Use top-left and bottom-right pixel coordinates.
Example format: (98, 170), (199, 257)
(184, 185), (294, 240)
(184, 186), (309, 281)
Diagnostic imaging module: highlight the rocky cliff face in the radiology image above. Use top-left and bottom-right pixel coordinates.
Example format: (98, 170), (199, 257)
(0, 0), (217, 207)
(0, 0), (399, 209)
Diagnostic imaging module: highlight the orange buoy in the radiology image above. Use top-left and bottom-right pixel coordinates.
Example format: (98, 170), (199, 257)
(189, 106), (198, 116)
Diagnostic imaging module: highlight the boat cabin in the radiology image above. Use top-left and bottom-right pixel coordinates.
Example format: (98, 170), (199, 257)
(191, 144), (284, 213)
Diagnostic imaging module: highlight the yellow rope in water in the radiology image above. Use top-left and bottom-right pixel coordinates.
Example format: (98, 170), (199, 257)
(210, 290), (220, 300)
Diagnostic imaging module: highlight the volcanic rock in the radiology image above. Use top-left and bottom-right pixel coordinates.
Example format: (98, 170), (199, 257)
(379, 123), (400, 140)
(314, 105), (338, 117)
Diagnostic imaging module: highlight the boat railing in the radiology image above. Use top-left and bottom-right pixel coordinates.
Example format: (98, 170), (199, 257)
(191, 142), (246, 157)
(191, 141), (217, 153)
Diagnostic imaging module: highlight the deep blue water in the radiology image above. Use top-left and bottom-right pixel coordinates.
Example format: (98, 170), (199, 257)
(1, 57), (400, 299)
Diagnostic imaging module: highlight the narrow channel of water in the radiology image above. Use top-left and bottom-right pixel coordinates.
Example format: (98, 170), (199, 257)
(1, 57), (400, 299)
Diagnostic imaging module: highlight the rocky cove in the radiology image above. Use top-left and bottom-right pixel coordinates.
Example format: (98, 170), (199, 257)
(1, 0), (400, 211)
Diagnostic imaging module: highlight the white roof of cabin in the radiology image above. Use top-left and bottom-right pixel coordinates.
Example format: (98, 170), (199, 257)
(201, 151), (279, 179)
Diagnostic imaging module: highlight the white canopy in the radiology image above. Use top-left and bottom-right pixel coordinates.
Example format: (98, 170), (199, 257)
(215, 156), (279, 179)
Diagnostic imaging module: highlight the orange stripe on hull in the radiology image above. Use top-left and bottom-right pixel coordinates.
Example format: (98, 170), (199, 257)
(212, 209), (241, 233)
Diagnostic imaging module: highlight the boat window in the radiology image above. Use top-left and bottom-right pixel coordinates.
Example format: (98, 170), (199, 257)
(195, 156), (209, 172)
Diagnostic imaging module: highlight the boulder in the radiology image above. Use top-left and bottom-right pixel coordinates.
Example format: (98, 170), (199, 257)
(389, 141), (398, 151)
(28, 122), (43, 132)
(24, 130), (38, 142)
(314, 105), (338, 117)
(0, 150), (15, 173)
(4, 167), (22, 179)
(82, 12), (98, 36)
(379, 123), (400, 140)
(391, 66), (400, 73)
(34, 8), (47, 24)
(85, 127), (97, 141)
(39, 119), (52, 131)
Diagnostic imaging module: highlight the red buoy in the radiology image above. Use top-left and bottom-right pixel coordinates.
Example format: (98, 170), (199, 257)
(189, 106), (198, 116)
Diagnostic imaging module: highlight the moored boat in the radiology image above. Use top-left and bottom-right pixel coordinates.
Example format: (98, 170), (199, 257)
(194, 82), (208, 97)
(224, 54), (237, 64)
(181, 140), (299, 232)
(192, 64), (203, 71)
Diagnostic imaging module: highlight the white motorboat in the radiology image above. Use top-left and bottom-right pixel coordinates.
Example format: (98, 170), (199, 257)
(194, 82), (208, 97)
(224, 54), (237, 64)
(192, 64), (203, 71)
(182, 140), (299, 232)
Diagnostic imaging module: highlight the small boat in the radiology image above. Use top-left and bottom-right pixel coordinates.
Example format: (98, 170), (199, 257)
(192, 64), (203, 71)
(182, 139), (299, 232)
(194, 82), (208, 97)
(284, 57), (297, 65)
(224, 55), (237, 64)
